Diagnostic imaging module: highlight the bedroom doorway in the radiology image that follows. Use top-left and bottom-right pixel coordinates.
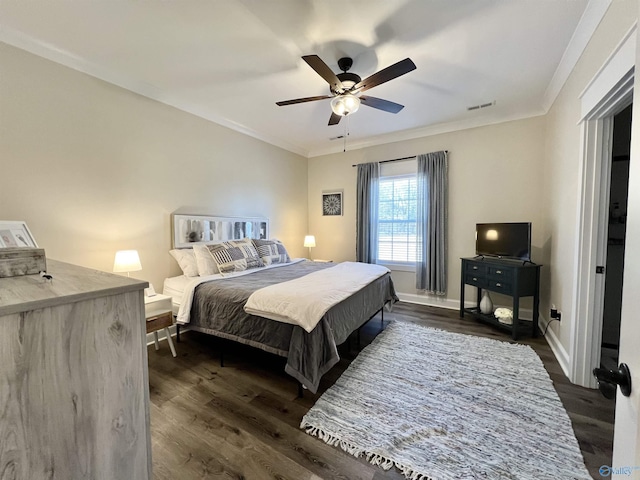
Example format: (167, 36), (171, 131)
(600, 104), (632, 381)
(570, 25), (635, 389)
(570, 23), (640, 468)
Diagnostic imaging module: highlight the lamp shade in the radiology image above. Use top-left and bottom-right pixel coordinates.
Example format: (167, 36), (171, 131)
(330, 94), (360, 116)
(303, 235), (316, 248)
(113, 250), (142, 273)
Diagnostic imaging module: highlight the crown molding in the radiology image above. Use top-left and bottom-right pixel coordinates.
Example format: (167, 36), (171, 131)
(542, 0), (612, 112)
(0, 27), (309, 158)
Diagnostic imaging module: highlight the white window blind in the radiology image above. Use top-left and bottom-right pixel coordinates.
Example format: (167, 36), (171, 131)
(377, 174), (418, 263)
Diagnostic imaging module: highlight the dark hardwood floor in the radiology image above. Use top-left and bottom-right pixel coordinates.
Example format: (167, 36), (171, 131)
(148, 302), (614, 480)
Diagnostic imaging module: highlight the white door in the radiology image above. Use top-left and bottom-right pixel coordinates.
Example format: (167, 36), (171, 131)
(611, 24), (640, 471)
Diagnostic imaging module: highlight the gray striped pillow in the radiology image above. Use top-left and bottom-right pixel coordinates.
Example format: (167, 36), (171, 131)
(207, 238), (264, 274)
(251, 238), (291, 265)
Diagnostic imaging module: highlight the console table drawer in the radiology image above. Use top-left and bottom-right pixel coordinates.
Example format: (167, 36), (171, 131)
(465, 273), (488, 289)
(488, 266), (512, 281)
(488, 279), (512, 294)
(465, 262), (488, 276)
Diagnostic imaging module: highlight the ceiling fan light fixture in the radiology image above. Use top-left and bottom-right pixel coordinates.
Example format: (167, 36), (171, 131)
(331, 94), (360, 116)
(277, 55), (415, 125)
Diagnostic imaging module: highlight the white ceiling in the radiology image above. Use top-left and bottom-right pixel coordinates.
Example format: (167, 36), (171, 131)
(0, 0), (610, 157)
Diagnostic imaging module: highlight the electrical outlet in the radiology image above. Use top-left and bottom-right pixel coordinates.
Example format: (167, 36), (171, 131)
(557, 311), (562, 322)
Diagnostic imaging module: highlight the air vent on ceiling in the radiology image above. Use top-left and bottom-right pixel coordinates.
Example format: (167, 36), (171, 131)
(467, 101), (495, 111)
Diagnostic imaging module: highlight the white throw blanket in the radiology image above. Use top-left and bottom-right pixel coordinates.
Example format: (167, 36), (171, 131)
(243, 261), (390, 333)
(173, 259), (305, 325)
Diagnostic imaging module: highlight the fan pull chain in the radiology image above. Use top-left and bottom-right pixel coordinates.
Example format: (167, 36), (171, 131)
(343, 115), (350, 152)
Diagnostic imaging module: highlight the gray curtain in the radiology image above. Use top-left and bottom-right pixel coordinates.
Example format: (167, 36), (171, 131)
(416, 151), (448, 294)
(356, 162), (380, 263)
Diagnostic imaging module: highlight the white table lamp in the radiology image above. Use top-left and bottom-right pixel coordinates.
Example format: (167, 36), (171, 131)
(303, 235), (316, 259)
(113, 250), (142, 277)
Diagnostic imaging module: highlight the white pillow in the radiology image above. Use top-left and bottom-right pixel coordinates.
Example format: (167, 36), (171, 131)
(192, 244), (220, 276)
(169, 249), (199, 277)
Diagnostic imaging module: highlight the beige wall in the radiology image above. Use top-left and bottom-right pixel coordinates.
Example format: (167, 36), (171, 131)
(0, 43), (308, 291)
(542, 0), (637, 352)
(308, 116), (547, 309)
(1, 0), (636, 380)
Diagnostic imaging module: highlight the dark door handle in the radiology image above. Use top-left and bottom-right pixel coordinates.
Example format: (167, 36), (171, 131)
(593, 363), (632, 399)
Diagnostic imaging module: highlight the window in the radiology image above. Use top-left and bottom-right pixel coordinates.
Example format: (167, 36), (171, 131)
(377, 174), (418, 264)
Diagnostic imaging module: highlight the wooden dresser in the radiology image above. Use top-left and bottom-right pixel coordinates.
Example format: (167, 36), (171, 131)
(0, 260), (152, 480)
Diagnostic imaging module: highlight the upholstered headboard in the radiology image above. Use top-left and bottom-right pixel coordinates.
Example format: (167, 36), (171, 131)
(171, 214), (269, 249)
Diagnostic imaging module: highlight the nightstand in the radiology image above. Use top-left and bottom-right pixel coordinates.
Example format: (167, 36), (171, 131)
(144, 293), (176, 357)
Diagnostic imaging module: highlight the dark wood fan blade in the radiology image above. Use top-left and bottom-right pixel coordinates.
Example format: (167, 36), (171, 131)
(276, 95), (332, 106)
(360, 95), (405, 114)
(303, 55), (344, 92)
(354, 58), (416, 93)
(328, 112), (342, 125)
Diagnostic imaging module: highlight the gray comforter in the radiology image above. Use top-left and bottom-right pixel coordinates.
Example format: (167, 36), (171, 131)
(189, 261), (397, 393)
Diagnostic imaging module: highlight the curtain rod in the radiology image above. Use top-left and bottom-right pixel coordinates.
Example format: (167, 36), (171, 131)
(351, 150), (448, 167)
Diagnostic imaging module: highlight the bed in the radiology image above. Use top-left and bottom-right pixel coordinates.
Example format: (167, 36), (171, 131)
(164, 214), (398, 393)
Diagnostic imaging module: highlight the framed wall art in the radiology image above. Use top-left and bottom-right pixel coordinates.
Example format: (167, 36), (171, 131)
(322, 190), (343, 216)
(171, 214), (268, 249)
(0, 221), (38, 248)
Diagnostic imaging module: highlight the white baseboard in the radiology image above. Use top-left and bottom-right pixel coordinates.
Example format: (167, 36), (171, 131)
(397, 293), (462, 310)
(538, 317), (570, 378)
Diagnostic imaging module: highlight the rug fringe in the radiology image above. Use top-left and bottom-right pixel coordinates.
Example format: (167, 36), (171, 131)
(301, 421), (434, 480)
(301, 423), (363, 456)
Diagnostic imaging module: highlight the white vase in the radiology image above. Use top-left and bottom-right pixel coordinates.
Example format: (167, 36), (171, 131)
(480, 290), (493, 314)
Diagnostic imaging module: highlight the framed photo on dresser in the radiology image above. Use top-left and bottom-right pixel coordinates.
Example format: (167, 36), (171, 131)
(0, 221), (38, 248)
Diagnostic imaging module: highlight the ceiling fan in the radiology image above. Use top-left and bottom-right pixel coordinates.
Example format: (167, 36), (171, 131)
(276, 55), (416, 126)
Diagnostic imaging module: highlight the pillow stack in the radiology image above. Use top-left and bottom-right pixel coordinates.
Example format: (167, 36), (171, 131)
(169, 238), (292, 277)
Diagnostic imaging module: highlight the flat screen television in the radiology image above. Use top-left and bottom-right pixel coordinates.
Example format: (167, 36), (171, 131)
(476, 222), (532, 261)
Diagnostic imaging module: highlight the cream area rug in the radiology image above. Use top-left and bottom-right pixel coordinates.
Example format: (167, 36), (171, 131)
(300, 322), (591, 480)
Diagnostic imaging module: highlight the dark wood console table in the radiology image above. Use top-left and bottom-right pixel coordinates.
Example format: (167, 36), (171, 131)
(460, 257), (542, 340)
